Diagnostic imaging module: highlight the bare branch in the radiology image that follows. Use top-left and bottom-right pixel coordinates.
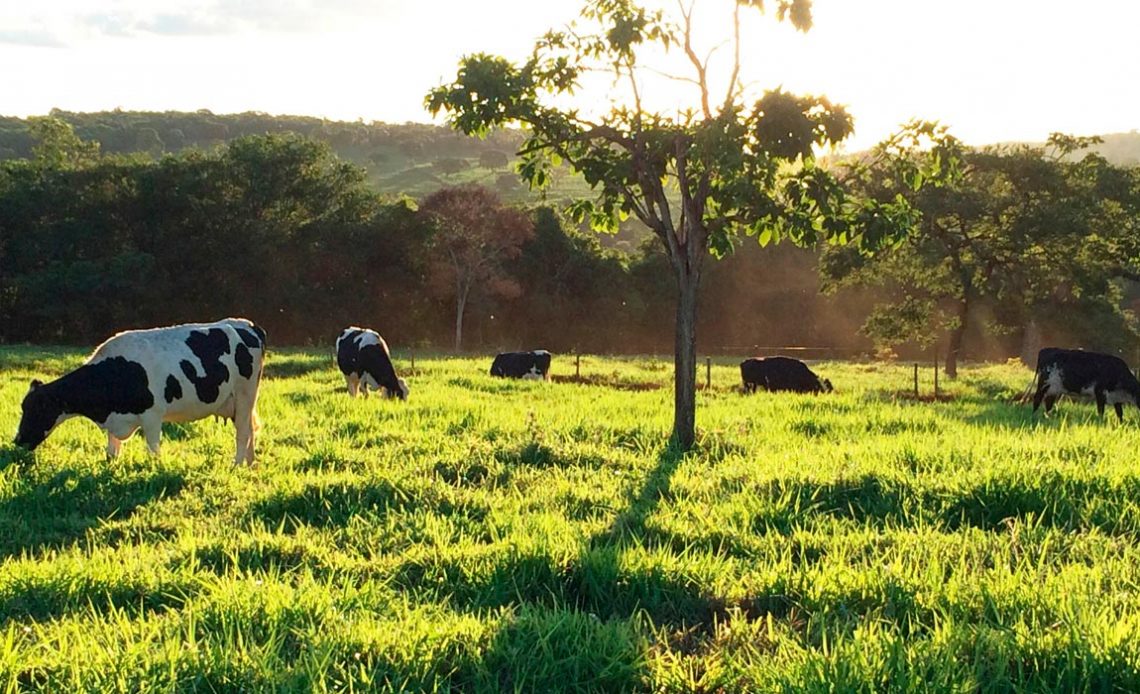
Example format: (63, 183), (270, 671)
(678, 0), (711, 119)
(640, 65), (703, 87)
(723, 2), (742, 111)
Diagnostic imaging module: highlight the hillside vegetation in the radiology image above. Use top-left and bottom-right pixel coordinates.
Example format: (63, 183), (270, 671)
(3, 111), (1137, 252)
(2, 349), (1139, 690)
(0, 111), (599, 209)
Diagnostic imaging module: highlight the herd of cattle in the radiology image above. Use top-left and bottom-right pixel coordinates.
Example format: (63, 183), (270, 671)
(11, 318), (1140, 462)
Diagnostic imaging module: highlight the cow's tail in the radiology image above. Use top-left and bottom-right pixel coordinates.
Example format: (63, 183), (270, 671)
(1015, 369), (1039, 404)
(251, 323), (268, 352)
(251, 322), (268, 378)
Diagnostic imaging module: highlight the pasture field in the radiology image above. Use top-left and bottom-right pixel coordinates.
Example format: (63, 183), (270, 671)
(1, 348), (1140, 692)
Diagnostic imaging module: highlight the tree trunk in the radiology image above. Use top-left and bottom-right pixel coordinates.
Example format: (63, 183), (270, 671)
(946, 296), (969, 379)
(455, 289), (467, 353)
(1020, 318), (1041, 367)
(671, 269), (700, 450)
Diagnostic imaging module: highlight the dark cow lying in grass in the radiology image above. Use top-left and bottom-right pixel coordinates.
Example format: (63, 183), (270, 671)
(15, 318), (266, 463)
(741, 356), (833, 394)
(490, 350), (551, 380)
(335, 327), (409, 399)
(1032, 347), (1140, 421)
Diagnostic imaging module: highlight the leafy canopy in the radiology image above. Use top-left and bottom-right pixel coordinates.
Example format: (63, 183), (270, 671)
(426, 0), (916, 266)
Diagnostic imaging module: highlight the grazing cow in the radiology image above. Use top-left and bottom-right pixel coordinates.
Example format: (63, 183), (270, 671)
(14, 318), (266, 464)
(1032, 347), (1140, 421)
(490, 350), (551, 380)
(335, 327), (409, 399)
(741, 356), (833, 394)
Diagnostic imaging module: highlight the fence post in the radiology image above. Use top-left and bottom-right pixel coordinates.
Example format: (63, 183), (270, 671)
(913, 363), (919, 398)
(576, 353), (581, 379)
(933, 351), (939, 398)
(706, 357), (712, 390)
(411, 350), (415, 372)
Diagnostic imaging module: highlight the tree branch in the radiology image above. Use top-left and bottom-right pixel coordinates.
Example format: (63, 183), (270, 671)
(722, 2), (742, 112)
(678, 0), (711, 119)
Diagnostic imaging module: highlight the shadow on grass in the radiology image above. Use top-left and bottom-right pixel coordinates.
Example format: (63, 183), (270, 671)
(494, 440), (608, 470)
(263, 354), (329, 379)
(396, 443), (797, 632)
(0, 466), (186, 559)
(550, 374), (664, 391)
(0, 573), (195, 621)
(963, 398), (1140, 429)
(249, 477), (489, 533)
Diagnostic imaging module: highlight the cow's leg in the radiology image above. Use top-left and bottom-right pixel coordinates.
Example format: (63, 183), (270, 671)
(1114, 402), (1125, 422)
(1095, 388), (1107, 417)
(106, 433), (122, 458)
(142, 418), (162, 457)
(1044, 395), (1058, 413)
(233, 404), (253, 465)
(346, 374), (359, 397)
(1032, 378), (1048, 413)
(234, 363), (262, 464)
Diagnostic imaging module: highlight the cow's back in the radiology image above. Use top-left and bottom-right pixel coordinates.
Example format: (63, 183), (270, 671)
(742, 356), (825, 393)
(90, 321), (255, 421)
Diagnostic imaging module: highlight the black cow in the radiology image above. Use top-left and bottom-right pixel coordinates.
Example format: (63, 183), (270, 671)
(490, 350), (552, 380)
(741, 356), (833, 394)
(1032, 348), (1140, 421)
(335, 327), (409, 399)
(14, 318), (267, 463)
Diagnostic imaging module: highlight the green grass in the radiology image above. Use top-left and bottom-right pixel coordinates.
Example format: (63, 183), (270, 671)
(2, 348), (1140, 691)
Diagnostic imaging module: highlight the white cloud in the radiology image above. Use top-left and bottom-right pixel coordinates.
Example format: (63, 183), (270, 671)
(0, 0), (399, 45)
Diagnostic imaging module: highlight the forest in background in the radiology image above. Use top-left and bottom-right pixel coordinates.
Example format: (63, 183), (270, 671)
(4, 110), (1139, 253)
(0, 111), (1137, 360)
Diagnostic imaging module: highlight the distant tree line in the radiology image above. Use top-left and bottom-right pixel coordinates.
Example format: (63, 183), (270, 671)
(0, 110), (524, 164)
(0, 119), (855, 351)
(1, 116), (1137, 362)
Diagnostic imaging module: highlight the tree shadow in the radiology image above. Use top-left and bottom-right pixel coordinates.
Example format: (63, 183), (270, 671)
(594, 443), (687, 543)
(0, 466), (186, 559)
(391, 442), (799, 632)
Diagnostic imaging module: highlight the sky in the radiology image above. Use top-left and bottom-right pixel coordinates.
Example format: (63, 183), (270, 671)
(2, 0), (1138, 151)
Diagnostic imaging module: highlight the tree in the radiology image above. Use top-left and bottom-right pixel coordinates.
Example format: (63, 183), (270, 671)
(427, 0), (914, 448)
(479, 149), (510, 170)
(821, 130), (1140, 376)
(419, 185), (533, 351)
(26, 116), (100, 169)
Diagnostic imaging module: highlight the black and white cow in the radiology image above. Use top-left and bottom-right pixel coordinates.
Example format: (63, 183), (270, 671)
(741, 356), (833, 394)
(14, 317), (266, 464)
(335, 327), (409, 399)
(1032, 347), (1140, 421)
(490, 350), (551, 380)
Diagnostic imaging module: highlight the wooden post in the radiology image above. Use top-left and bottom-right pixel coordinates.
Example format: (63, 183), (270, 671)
(913, 363), (919, 398)
(576, 353), (581, 379)
(933, 351), (939, 398)
(411, 350), (415, 372)
(706, 357), (712, 390)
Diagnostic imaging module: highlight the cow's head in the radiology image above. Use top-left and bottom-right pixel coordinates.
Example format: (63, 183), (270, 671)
(393, 378), (410, 401)
(822, 378), (834, 393)
(14, 380), (62, 450)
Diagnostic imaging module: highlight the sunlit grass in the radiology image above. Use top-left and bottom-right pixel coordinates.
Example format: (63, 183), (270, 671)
(1, 348), (1138, 691)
